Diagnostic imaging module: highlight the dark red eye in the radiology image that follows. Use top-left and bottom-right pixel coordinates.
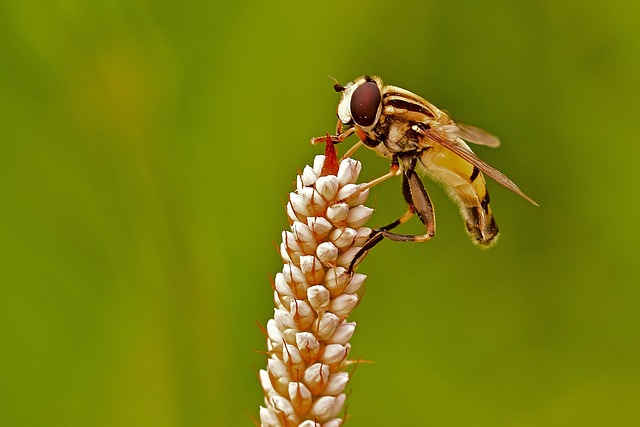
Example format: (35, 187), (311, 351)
(350, 81), (381, 127)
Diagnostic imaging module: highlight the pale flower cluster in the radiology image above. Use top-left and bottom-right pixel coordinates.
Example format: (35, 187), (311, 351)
(260, 154), (374, 427)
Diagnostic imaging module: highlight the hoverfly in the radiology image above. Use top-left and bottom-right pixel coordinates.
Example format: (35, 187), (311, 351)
(313, 75), (537, 256)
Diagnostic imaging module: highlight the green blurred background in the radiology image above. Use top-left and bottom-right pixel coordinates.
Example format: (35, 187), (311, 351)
(1, 0), (639, 425)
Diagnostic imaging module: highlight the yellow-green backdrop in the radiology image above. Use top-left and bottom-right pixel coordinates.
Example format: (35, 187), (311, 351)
(2, 0), (639, 425)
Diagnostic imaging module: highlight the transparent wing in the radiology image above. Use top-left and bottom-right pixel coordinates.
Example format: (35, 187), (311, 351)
(456, 122), (501, 148)
(422, 128), (538, 206)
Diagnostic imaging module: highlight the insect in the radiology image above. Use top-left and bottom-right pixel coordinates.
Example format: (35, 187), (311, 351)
(312, 75), (537, 256)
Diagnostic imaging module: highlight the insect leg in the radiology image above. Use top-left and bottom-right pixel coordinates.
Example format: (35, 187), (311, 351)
(380, 165), (436, 243)
(348, 164), (435, 272)
(311, 124), (355, 145)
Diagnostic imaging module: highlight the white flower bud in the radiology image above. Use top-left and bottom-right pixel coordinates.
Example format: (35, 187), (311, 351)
(323, 266), (350, 297)
(323, 419), (344, 427)
(346, 187), (369, 207)
(298, 187), (315, 207)
(346, 205), (374, 228)
(274, 308), (295, 330)
(329, 394), (347, 419)
(329, 293), (359, 319)
(307, 285), (330, 311)
(300, 255), (325, 284)
(267, 358), (289, 382)
(326, 203), (349, 224)
(336, 183), (360, 200)
(337, 158), (361, 185)
(283, 343), (304, 369)
(311, 188), (328, 215)
(316, 242), (338, 264)
(336, 247), (361, 269)
(315, 312), (340, 341)
(269, 394), (295, 418)
(296, 332), (320, 361)
(309, 394), (345, 422)
(303, 362), (330, 395)
(328, 322), (356, 345)
(282, 263), (306, 287)
(280, 242), (292, 263)
(259, 406), (281, 427)
(315, 175), (339, 201)
(274, 272), (293, 297)
(288, 381), (313, 416)
(343, 273), (366, 294)
(302, 165), (318, 186)
(266, 319), (284, 344)
(259, 369), (275, 395)
(329, 227), (357, 249)
(289, 192), (311, 218)
(267, 358), (290, 395)
(308, 216), (332, 239)
(282, 231), (303, 262)
(324, 372), (349, 396)
(290, 299), (315, 330)
(312, 155), (326, 176)
(321, 343), (348, 367)
(354, 227), (372, 246)
(292, 221), (315, 246)
(298, 421), (321, 427)
(287, 201), (302, 222)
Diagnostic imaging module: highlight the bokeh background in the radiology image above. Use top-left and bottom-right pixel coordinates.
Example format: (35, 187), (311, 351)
(2, 0), (639, 425)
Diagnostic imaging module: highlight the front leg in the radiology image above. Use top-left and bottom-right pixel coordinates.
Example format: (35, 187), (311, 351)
(311, 120), (354, 145)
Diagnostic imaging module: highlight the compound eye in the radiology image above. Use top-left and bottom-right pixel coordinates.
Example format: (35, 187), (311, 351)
(350, 81), (381, 127)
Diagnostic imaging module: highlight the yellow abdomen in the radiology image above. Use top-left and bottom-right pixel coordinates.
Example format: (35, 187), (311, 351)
(419, 144), (499, 246)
